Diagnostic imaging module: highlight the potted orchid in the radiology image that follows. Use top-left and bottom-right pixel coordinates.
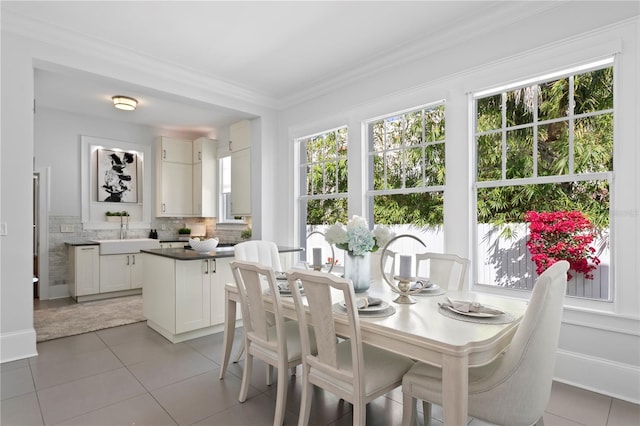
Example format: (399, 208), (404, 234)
(324, 215), (394, 292)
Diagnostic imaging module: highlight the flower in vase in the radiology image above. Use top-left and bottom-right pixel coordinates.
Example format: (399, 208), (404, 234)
(325, 215), (394, 256)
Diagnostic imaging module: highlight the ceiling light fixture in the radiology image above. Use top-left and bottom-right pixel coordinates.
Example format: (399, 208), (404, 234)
(112, 95), (138, 111)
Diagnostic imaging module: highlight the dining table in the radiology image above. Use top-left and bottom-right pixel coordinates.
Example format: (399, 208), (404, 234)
(218, 275), (528, 425)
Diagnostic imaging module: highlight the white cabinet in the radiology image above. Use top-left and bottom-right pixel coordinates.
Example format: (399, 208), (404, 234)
(143, 255), (237, 342)
(192, 137), (217, 217)
(156, 137), (193, 217)
(160, 241), (185, 249)
(176, 259), (212, 333)
(230, 120), (251, 216)
(156, 136), (218, 218)
(68, 245), (100, 298)
(99, 253), (143, 292)
(211, 257), (234, 326)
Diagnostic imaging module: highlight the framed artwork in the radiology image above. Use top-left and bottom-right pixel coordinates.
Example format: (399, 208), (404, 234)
(97, 149), (138, 203)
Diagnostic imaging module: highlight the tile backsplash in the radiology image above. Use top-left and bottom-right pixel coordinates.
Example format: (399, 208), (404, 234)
(46, 216), (250, 293)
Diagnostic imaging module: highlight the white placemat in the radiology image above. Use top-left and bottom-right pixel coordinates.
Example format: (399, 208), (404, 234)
(332, 302), (396, 318)
(438, 306), (516, 324)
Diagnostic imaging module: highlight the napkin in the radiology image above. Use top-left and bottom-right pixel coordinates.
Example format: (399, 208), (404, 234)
(410, 279), (433, 291)
(355, 296), (383, 310)
(440, 297), (504, 315)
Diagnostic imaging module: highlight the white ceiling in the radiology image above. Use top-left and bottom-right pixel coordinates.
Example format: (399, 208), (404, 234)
(2, 1), (573, 133)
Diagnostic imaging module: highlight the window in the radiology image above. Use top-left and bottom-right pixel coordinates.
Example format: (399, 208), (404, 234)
(474, 59), (613, 301)
(218, 156), (243, 223)
(365, 103), (446, 252)
(298, 127), (349, 263)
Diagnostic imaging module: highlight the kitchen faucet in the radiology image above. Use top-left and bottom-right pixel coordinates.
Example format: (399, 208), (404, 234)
(120, 215), (129, 239)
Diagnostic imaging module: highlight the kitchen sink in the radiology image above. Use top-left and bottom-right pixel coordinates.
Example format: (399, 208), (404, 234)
(92, 238), (161, 255)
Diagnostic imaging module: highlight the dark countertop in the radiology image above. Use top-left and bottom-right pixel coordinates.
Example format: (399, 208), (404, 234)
(141, 246), (303, 261)
(65, 241), (99, 246)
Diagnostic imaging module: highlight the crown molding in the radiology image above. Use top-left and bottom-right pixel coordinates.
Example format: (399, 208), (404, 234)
(2, 8), (279, 110)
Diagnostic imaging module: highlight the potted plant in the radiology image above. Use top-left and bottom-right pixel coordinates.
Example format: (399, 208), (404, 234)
(105, 211), (129, 222)
(178, 227), (191, 241)
(240, 227), (252, 240)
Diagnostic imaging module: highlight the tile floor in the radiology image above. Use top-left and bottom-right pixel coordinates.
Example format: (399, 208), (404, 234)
(2, 321), (639, 425)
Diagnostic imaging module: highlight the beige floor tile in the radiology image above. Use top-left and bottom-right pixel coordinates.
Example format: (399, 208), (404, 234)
(546, 382), (611, 426)
(126, 344), (216, 390)
(192, 392), (298, 426)
(0, 392), (44, 426)
(30, 348), (123, 390)
(37, 367), (146, 425)
(108, 334), (186, 366)
(607, 398), (640, 426)
(32, 333), (107, 365)
(1, 359), (29, 372)
(1, 366), (35, 400)
(55, 393), (178, 426)
(151, 369), (259, 425)
(541, 412), (585, 425)
(95, 321), (166, 347)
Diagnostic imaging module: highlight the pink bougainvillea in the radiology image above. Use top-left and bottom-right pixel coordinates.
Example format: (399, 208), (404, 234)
(525, 210), (601, 280)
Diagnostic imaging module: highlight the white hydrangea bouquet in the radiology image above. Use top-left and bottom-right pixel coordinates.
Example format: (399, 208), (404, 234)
(324, 215), (394, 256)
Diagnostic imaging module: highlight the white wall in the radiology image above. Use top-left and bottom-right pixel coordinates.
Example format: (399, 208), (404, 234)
(276, 12), (640, 402)
(0, 30), (276, 362)
(34, 107), (160, 216)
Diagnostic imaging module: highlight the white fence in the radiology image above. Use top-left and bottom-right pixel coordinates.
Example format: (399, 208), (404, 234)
(306, 223), (610, 301)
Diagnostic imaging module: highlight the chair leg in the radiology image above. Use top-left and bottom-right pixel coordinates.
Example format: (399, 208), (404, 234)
(273, 363), (289, 426)
(353, 402), (366, 426)
(422, 401), (432, 423)
(298, 368), (313, 426)
(233, 340), (245, 363)
(402, 393), (417, 426)
(266, 365), (273, 386)
(239, 353), (253, 402)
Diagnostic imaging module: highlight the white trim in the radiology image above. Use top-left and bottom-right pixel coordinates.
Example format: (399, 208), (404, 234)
(0, 329), (38, 363)
(555, 349), (640, 404)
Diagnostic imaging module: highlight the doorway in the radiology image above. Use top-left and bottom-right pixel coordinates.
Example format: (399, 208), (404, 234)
(33, 173), (39, 299)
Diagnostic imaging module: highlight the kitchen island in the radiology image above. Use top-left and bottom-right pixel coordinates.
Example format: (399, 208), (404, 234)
(141, 245), (301, 343)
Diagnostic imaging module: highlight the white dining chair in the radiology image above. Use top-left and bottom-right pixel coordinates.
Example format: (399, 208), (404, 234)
(232, 240), (295, 379)
(234, 240), (284, 272)
(401, 260), (570, 426)
(414, 252), (469, 291)
(231, 260), (317, 426)
(287, 269), (415, 426)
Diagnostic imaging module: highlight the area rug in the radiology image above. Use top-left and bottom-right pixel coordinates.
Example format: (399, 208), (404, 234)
(34, 295), (145, 342)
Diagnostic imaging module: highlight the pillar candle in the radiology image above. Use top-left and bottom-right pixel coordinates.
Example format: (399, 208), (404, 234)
(313, 247), (322, 267)
(399, 255), (412, 278)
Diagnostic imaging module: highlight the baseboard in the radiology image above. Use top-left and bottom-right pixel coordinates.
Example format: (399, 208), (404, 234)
(555, 349), (640, 404)
(0, 328), (38, 363)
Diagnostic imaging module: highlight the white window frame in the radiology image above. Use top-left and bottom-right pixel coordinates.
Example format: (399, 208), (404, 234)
(471, 57), (615, 301)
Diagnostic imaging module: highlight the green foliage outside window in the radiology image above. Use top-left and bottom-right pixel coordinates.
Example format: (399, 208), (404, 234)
(476, 66), (613, 232)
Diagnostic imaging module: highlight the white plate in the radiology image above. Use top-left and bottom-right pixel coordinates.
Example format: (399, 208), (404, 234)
(339, 299), (390, 313)
(443, 305), (502, 318)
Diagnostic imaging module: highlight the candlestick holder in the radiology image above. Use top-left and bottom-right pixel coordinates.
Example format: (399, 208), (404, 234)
(306, 231), (335, 273)
(380, 235), (427, 304)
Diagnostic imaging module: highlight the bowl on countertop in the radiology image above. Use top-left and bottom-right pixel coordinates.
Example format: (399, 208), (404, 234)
(188, 237), (219, 252)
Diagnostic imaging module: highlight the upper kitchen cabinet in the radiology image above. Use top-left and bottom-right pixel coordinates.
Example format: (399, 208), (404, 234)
(230, 120), (251, 216)
(156, 137), (193, 217)
(193, 137), (217, 217)
(156, 136), (218, 218)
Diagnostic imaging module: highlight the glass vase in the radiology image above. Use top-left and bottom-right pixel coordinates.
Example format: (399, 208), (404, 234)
(344, 251), (371, 293)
